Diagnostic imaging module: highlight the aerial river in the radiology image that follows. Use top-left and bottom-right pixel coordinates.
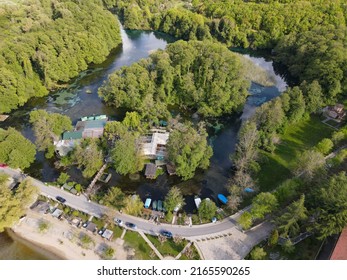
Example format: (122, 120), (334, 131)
(0, 25), (287, 259)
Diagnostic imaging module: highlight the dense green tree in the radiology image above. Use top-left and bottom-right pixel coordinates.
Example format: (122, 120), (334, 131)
(122, 112), (142, 131)
(311, 172), (347, 239)
(268, 229), (279, 247)
(104, 121), (128, 140)
(332, 126), (347, 145)
(238, 212), (252, 230)
(57, 172), (69, 185)
(111, 132), (144, 175)
(164, 186), (185, 213)
(29, 110), (72, 158)
(0, 0), (121, 113)
(282, 87), (306, 124)
(315, 138), (334, 156)
(112, 0), (346, 51)
(274, 178), (302, 205)
(167, 122), (212, 180)
(0, 178), (38, 232)
(282, 239), (295, 254)
(0, 127), (36, 169)
(74, 139), (104, 178)
(275, 25), (347, 101)
(251, 192), (278, 220)
(103, 187), (126, 210)
(300, 81), (324, 114)
(124, 194), (143, 216)
(275, 195), (308, 238)
(249, 246), (267, 260)
(198, 198), (217, 221)
(99, 40), (249, 119)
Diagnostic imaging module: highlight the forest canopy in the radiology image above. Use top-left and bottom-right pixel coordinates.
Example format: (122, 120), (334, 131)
(99, 40), (249, 121)
(108, 0), (347, 102)
(0, 0), (121, 113)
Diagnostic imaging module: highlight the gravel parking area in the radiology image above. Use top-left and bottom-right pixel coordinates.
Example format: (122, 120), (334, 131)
(194, 222), (273, 260)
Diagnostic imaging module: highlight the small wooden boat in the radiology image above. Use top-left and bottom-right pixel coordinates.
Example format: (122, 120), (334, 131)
(144, 198), (152, 209)
(157, 200), (163, 212)
(152, 200), (157, 211)
(217, 194), (228, 204)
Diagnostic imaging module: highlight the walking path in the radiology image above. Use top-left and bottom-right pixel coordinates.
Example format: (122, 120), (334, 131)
(138, 231), (164, 260)
(175, 241), (192, 260)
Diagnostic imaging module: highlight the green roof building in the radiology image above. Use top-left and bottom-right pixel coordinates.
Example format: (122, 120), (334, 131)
(62, 131), (83, 140)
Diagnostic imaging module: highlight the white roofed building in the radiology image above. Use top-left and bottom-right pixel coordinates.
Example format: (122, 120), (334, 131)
(140, 129), (169, 160)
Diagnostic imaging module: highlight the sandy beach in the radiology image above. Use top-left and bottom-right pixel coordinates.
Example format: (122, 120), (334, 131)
(10, 210), (132, 260)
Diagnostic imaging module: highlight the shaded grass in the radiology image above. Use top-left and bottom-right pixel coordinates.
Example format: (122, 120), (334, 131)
(179, 244), (201, 260)
(92, 217), (105, 230)
(258, 236), (323, 260)
(146, 234), (187, 257)
(111, 225), (123, 239)
(123, 231), (157, 260)
(258, 115), (334, 192)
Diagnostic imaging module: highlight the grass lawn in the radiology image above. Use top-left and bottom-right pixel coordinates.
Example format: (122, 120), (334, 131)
(146, 234), (187, 257)
(111, 225), (123, 239)
(258, 115), (334, 192)
(123, 231), (158, 260)
(92, 217), (105, 229)
(179, 244), (201, 260)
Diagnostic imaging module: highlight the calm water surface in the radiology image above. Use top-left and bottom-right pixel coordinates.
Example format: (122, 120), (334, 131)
(0, 25), (287, 259)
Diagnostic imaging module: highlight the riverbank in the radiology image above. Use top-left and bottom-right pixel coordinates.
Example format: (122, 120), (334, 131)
(9, 211), (131, 260)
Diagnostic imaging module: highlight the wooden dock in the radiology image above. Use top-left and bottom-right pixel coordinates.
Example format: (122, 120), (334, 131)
(85, 163), (107, 197)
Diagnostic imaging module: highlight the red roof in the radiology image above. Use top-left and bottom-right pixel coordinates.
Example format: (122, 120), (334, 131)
(330, 227), (347, 260)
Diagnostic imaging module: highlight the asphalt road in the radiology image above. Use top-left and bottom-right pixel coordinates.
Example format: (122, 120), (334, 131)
(1, 167), (238, 238)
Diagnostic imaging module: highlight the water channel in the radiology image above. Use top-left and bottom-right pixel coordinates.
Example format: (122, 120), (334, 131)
(0, 25), (287, 259)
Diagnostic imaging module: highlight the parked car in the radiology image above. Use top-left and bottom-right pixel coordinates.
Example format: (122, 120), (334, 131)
(56, 196), (66, 203)
(82, 222), (88, 228)
(98, 228), (106, 235)
(0, 163), (8, 168)
(125, 222), (137, 229)
(114, 218), (123, 226)
(160, 230), (173, 238)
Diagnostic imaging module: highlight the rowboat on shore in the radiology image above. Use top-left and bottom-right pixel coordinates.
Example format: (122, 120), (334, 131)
(157, 200), (163, 212)
(152, 200), (157, 210)
(144, 198), (152, 209)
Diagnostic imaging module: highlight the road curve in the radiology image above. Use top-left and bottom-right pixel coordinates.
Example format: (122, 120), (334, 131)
(1, 167), (240, 238)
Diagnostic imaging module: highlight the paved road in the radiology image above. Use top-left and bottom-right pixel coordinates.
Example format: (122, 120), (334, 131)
(1, 167), (239, 238)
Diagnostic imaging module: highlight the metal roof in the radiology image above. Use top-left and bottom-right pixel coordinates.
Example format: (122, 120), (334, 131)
(84, 119), (107, 129)
(62, 131), (83, 140)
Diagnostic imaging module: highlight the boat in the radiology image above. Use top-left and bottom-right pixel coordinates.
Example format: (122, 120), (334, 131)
(217, 194), (228, 204)
(144, 198), (152, 209)
(157, 200), (163, 212)
(152, 200), (157, 210)
(194, 196), (201, 209)
(244, 187), (255, 193)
